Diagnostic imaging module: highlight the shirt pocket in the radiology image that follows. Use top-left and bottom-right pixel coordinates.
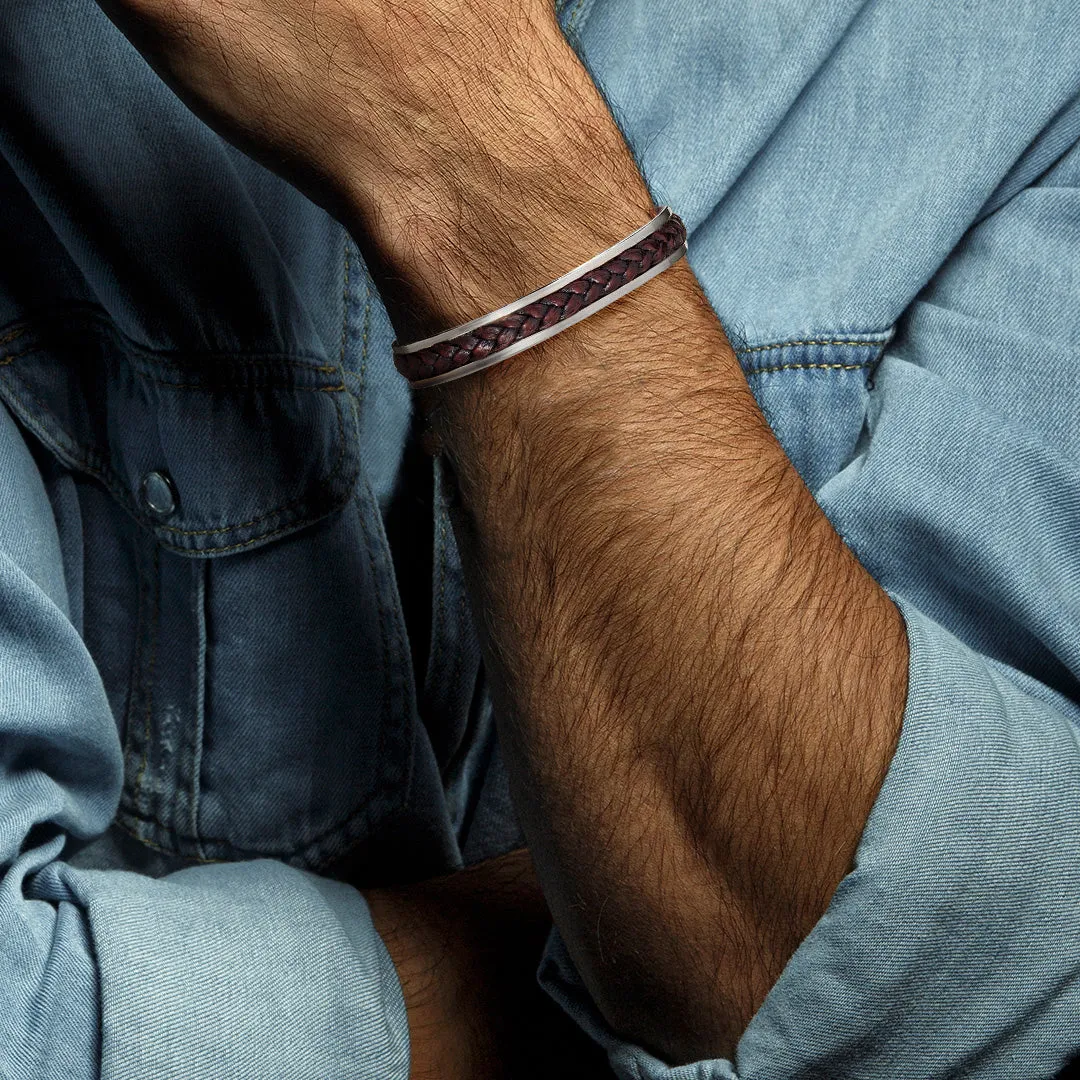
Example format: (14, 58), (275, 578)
(0, 312), (418, 872)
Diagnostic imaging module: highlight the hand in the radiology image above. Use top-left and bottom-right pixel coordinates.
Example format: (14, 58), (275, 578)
(366, 849), (607, 1080)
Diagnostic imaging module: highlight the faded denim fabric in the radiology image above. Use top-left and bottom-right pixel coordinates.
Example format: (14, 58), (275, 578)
(541, 1), (1080, 1078)
(0, 0), (1078, 1078)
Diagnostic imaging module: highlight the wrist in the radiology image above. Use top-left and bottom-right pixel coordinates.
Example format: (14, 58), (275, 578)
(333, 17), (654, 340)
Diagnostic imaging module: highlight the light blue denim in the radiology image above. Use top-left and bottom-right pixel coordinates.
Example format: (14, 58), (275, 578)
(0, 0), (1078, 1076)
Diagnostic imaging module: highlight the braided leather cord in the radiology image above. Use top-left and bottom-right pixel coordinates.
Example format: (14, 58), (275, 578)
(395, 214), (686, 386)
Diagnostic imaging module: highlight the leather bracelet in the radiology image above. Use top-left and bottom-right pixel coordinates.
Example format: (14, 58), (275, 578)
(392, 206), (687, 388)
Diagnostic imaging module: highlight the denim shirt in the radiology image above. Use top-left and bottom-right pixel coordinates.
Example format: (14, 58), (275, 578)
(1, 1), (1078, 1077)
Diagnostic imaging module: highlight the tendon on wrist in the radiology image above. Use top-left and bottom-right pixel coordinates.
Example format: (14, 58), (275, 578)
(392, 207), (687, 388)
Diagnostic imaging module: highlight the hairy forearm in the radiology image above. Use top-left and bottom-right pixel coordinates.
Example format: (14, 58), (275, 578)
(348, 16), (909, 1062)
(100, 0), (908, 1060)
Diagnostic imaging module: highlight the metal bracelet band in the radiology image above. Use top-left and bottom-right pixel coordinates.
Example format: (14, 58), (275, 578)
(392, 206), (688, 389)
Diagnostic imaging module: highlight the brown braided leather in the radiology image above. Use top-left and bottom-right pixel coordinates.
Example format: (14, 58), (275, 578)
(396, 214), (686, 385)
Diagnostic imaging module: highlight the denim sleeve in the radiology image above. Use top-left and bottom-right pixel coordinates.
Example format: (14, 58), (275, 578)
(539, 601), (1080, 1079)
(0, 402), (409, 1080)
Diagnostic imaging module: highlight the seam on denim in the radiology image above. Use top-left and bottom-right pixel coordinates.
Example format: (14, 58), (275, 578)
(131, 545), (162, 817)
(156, 389), (351, 538)
(0, 353), (353, 540)
(190, 560), (208, 861)
(127, 358), (338, 374)
(4, 339), (337, 377)
(0, 309), (339, 370)
(157, 390), (347, 535)
(357, 488), (403, 832)
(151, 484), (360, 555)
(744, 360), (874, 375)
(736, 337), (889, 355)
(118, 309), (408, 862)
(3, 347), (341, 389)
(116, 768), (402, 865)
(112, 817), (222, 865)
(120, 537), (151, 814)
(120, 373), (345, 393)
(424, 468), (449, 704)
(339, 241), (350, 373)
(115, 804), (313, 862)
(2, 342), (335, 378)
(358, 256), (373, 409)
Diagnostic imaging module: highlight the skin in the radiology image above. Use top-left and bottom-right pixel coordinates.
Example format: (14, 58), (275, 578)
(93, 0), (910, 1071)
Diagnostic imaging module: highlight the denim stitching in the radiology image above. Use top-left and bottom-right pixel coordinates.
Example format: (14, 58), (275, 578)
(0, 309), (339, 369)
(119, 536), (151, 818)
(120, 374), (345, 393)
(117, 496), (406, 866)
(155, 387), (348, 535)
(131, 544), (162, 818)
(116, 291), (403, 864)
(4, 339), (337, 377)
(358, 255), (373, 409)
(153, 501), (353, 555)
(339, 241), (350, 373)
(145, 331), (359, 546)
(3, 343), (340, 389)
(737, 337), (889, 354)
(744, 360), (875, 375)
(115, 804), (351, 863)
(113, 817), (222, 866)
(356, 487), (403, 830)
(567, 0), (588, 35)
(190, 559), (208, 861)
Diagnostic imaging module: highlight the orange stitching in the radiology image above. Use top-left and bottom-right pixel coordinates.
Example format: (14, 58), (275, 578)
(744, 361), (873, 375)
(738, 338), (888, 354)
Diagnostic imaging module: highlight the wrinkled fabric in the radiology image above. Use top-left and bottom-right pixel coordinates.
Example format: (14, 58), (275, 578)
(542, 2), (1080, 1078)
(0, 0), (1078, 1077)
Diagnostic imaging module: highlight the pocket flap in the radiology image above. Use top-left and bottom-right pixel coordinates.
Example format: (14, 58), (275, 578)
(0, 314), (359, 555)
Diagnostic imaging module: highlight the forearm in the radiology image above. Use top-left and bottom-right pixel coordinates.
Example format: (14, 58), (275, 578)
(346, 18), (909, 1063)
(96, 0), (909, 1061)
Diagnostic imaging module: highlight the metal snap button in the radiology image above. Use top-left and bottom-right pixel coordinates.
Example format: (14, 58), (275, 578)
(141, 470), (177, 518)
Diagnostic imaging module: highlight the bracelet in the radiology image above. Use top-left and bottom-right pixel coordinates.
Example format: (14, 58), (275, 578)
(392, 206), (687, 388)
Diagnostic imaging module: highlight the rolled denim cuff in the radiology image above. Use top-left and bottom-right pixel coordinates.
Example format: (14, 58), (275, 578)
(68, 859), (409, 1080)
(539, 595), (1080, 1079)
